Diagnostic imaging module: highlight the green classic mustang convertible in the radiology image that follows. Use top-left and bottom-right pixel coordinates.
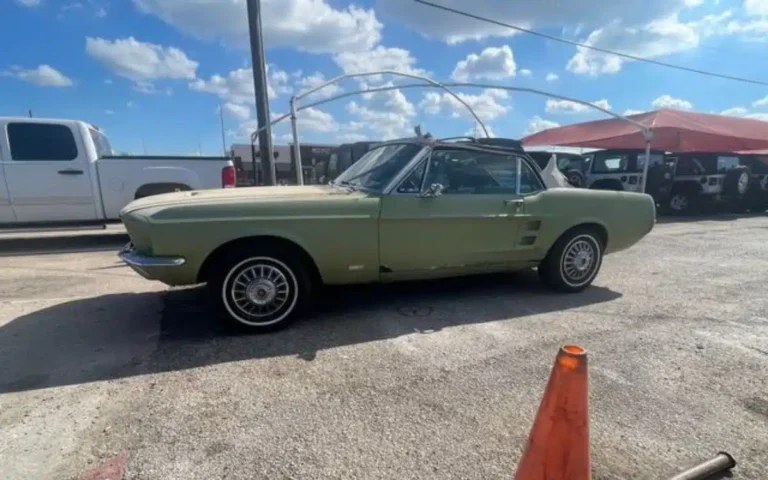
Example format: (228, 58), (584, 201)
(120, 137), (656, 332)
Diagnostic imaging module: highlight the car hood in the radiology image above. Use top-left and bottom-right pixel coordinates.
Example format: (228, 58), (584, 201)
(121, 185), (363, 216)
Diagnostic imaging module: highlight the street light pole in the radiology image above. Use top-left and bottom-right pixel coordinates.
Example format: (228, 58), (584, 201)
(246, 0), (275, 186)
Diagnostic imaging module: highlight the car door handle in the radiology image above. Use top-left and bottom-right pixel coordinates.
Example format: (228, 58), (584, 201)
(58, 169), (84, 175)
(504, 199), (525, 215)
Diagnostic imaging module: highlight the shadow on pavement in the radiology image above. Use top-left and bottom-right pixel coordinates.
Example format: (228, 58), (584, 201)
(0, 271), (621, 393)
(0, 233), (129, 257)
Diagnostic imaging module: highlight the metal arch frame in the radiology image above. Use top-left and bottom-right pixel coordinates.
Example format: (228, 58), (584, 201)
(249, 72), (655, 191)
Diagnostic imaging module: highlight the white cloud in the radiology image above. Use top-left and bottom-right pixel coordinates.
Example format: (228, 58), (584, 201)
(127, 100), (138, 109)
(565, 10), (768, 76)
(546, 73), (559, 82)
(269, 66), (291, 96)
(420, 89), (510, 122)
(753, 95), (768, 107)
(567, 15), (699, 75)
(297, 72), (343, 100)
(525, 116), (560, 135)
(15, 0), (41, 6)
(222, 102), (251, 121)
(104, 109), (115, 115)
(745, 0), (768, 17)
(347, 85), (417, 139)
(464, 125), (497, 138)
(190, 65), (288, 105)
(546, 98), (612, 113)
(451, 45), (517, 82)
(716, 106), (768, 121)
(651, 94), (693, 110)
(623, 109), (647, 115)
(333, 45), (427, 79)
(1, 65), (74, 87)
(191, 69), (255, 104)
(86, 37), (198, 83)
(378, 0), (686, 44)
(132, 0), (382, 55)
(684, 0), (703, 6)
(720, 106), (749, 116)
(297, 107), (338, 133)
(520, 69), (532, 77)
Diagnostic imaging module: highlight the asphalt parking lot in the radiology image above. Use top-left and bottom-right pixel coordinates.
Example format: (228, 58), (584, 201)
(1, 218), (767, 480)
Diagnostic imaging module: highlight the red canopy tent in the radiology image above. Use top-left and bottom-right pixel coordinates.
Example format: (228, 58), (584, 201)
(522, 108), (768, 153)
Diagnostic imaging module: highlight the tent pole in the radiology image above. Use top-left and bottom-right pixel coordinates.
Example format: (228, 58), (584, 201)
(641, 130), (653, 194)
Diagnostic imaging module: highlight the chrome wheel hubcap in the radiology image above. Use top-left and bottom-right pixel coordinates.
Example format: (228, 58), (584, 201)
(232, 264), (290, 317)
(563, 240), (595, 282)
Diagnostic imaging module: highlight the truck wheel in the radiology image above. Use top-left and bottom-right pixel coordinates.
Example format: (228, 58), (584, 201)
(667, 191), (697, 215)
(722, 166), (751, 197)
(209, 245), (313, 333)
(538, 227), (604, 293)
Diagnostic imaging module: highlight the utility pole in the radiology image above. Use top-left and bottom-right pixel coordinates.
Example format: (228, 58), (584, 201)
(218, 102), (227, 156)
(246, 0), (276, 185)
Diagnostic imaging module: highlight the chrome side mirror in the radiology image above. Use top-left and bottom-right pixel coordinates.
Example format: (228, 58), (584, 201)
(420, 183), (444, 198)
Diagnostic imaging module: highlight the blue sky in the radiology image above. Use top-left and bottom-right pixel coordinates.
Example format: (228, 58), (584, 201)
(1, 0), (768, 155)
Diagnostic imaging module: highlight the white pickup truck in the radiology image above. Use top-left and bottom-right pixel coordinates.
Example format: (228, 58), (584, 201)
(0, 117), (236, 227)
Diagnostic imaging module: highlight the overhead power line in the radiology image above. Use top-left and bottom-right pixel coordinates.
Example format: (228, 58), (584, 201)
(413, 0), (768, 87)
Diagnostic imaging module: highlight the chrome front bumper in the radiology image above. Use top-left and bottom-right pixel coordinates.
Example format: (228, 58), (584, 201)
(119, 243), (186, 280)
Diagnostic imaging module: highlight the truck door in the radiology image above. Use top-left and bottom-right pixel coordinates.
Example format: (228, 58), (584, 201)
(0, 148), (17, 224)
(2, 121), (99, 223)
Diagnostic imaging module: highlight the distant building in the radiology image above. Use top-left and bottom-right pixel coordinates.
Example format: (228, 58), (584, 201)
(230, 143), (337, 186)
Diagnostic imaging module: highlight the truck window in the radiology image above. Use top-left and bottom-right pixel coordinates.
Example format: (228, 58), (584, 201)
(89, 129), (114, 158)
(592, 154), (629, 173)
(716, 156), (740, 172)
(636, 154), (664, 170)
(7, 123), (78, 161)
(675, 156), (707, 176)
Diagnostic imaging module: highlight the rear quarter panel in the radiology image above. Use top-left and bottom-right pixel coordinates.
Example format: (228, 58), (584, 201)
(524, 188), (656, 258)
(139, 193), (381, 286)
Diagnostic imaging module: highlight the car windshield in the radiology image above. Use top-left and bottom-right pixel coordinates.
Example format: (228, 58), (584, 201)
(333, 143), (423, 192)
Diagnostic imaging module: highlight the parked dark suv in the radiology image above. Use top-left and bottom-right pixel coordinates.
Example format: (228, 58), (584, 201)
(665, 153), (758, 214)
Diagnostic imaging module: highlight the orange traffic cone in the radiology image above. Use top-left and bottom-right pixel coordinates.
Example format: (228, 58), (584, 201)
(514, 345), (591, 480)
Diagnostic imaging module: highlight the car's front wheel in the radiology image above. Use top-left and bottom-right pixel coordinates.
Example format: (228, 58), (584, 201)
(209, 245), (312, 333)
(539, 227), (604, 293)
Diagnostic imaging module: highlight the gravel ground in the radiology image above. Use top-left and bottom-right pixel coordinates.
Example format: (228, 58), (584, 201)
(0, 217), (767, 479)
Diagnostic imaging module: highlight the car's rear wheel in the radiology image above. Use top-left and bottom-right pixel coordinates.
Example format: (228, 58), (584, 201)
(539, 227), (604, 293)
(209, 245), (312, 332)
